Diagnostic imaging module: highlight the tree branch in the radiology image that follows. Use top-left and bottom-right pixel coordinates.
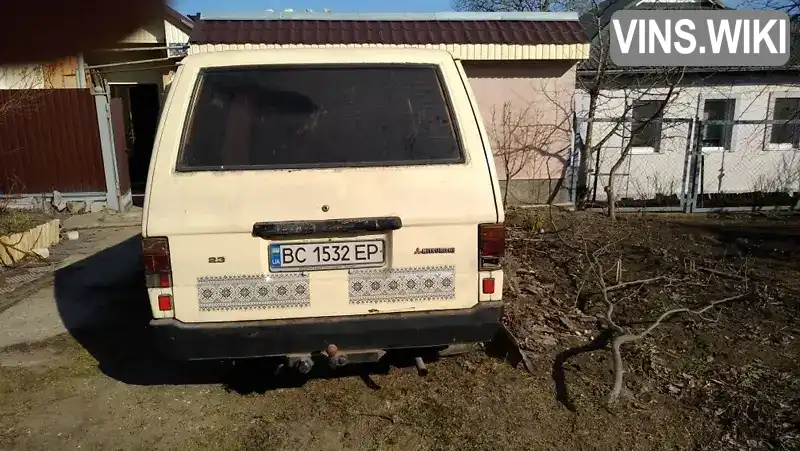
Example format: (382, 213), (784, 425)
(607, 293), (748, 406)
(605, 276), (665, 293)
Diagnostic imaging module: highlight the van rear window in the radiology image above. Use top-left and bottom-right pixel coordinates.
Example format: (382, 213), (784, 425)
(177, 65), (464, 171)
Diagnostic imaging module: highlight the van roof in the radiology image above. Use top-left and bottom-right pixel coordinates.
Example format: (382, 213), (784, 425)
(180, 47), (459, 69)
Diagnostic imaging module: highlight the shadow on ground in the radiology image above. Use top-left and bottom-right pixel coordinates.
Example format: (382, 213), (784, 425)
(53, 237), (438, 393)
(677, 217), (800, 262)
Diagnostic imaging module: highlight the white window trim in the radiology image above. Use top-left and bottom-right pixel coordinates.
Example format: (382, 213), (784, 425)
(630, 146), (658, 155)
(697, 93), (738, 153)
(766, 91), (800, 151)
(767, 142), (796, 151)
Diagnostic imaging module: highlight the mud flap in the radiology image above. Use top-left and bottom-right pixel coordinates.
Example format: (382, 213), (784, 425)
(486, 324), (535, 375)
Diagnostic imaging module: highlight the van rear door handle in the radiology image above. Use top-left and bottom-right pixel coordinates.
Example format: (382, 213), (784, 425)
(252, 217), (402, 238)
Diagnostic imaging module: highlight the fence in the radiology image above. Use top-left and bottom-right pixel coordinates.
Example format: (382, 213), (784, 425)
(572, 116), (800, 212)
(0, 89), (106, 194)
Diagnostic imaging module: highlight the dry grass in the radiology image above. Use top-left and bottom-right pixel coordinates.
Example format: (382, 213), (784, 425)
(502, 207), (800, 450)
(0, 209), (798, 450)
(0, 210), (45, 237)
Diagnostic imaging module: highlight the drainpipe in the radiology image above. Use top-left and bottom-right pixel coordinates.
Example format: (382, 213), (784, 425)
(98, 45), (188, 52)
(76, 53), (87, 88)
(85, 57), (177, 70)
(92, 86), (122, 212)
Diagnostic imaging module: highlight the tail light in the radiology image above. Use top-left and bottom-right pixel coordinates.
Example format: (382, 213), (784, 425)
(142, 237), (172, 289)
(482, 277), (496, 294)
(478, 223), (505, 270)
(157, 294), (173, 311)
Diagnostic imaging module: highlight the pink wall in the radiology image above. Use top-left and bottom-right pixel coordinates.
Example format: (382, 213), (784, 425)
(464, 61), (577, 182)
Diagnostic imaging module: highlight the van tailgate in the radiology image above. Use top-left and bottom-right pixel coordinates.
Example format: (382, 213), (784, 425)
(145, 59), (500, 324)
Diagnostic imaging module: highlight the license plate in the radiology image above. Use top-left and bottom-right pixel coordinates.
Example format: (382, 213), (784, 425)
(269, 239), (385, 272)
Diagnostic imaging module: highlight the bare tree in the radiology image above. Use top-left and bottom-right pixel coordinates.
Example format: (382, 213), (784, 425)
(0, 64), (47, 123)
(743, 0), (799, 17)
(0, 63), (56, 267)
(0, 63), (50, 213)
(594, 79), (683, 220)
(455, 0), (797, 214)
(453, 0), (689, 214)
(453, 0), (593, 12)
(488, 100), (568, 206)
(570, 0), (701, 218)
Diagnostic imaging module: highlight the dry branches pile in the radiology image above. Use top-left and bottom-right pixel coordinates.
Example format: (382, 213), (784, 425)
(585, 247), (749, 406)
(500, 207), (799, 448)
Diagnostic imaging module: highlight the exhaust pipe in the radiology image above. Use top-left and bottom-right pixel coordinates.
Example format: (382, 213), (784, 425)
(414, 357), (428, 376)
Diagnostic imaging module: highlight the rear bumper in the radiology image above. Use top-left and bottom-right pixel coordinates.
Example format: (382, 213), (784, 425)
(149, 302), (503, 360)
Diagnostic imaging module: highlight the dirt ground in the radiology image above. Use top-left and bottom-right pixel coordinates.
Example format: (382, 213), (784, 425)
(0, 210), (798, 451)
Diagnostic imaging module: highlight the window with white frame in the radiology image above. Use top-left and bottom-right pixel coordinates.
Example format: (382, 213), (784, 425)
(701, 99), (735, 151)
(769, 97), (800, 149)
(630, 100), (665, 152)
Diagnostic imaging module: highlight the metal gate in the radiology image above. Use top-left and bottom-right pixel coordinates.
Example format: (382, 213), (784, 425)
(573, 116), (800, 213)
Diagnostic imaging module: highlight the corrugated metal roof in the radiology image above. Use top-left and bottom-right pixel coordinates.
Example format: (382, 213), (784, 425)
(189, 19), (589, 46)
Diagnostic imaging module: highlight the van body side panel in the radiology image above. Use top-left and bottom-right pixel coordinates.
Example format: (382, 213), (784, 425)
(142, 65), (184, 240)
(452, 60), (506, 304)
(453, 59), (505, 224)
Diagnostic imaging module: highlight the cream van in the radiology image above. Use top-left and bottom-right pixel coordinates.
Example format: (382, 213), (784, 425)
(142, 48), (505, 369)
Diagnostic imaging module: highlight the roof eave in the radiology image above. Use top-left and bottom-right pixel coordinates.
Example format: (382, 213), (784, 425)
(197, 11), (581, 22)
(189, 42), (592, 61)
(165, 5), (195, 32)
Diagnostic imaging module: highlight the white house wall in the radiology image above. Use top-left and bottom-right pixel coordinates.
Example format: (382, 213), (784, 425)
(576, 79), (800, 202)
(165, 20), (190, 56)
(692, 83), (800, 198)
(121, 19), (166, 44)
(464, 61), (578, 204)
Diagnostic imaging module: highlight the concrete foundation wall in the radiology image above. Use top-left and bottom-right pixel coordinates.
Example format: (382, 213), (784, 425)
(500, 179), (572, 206)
